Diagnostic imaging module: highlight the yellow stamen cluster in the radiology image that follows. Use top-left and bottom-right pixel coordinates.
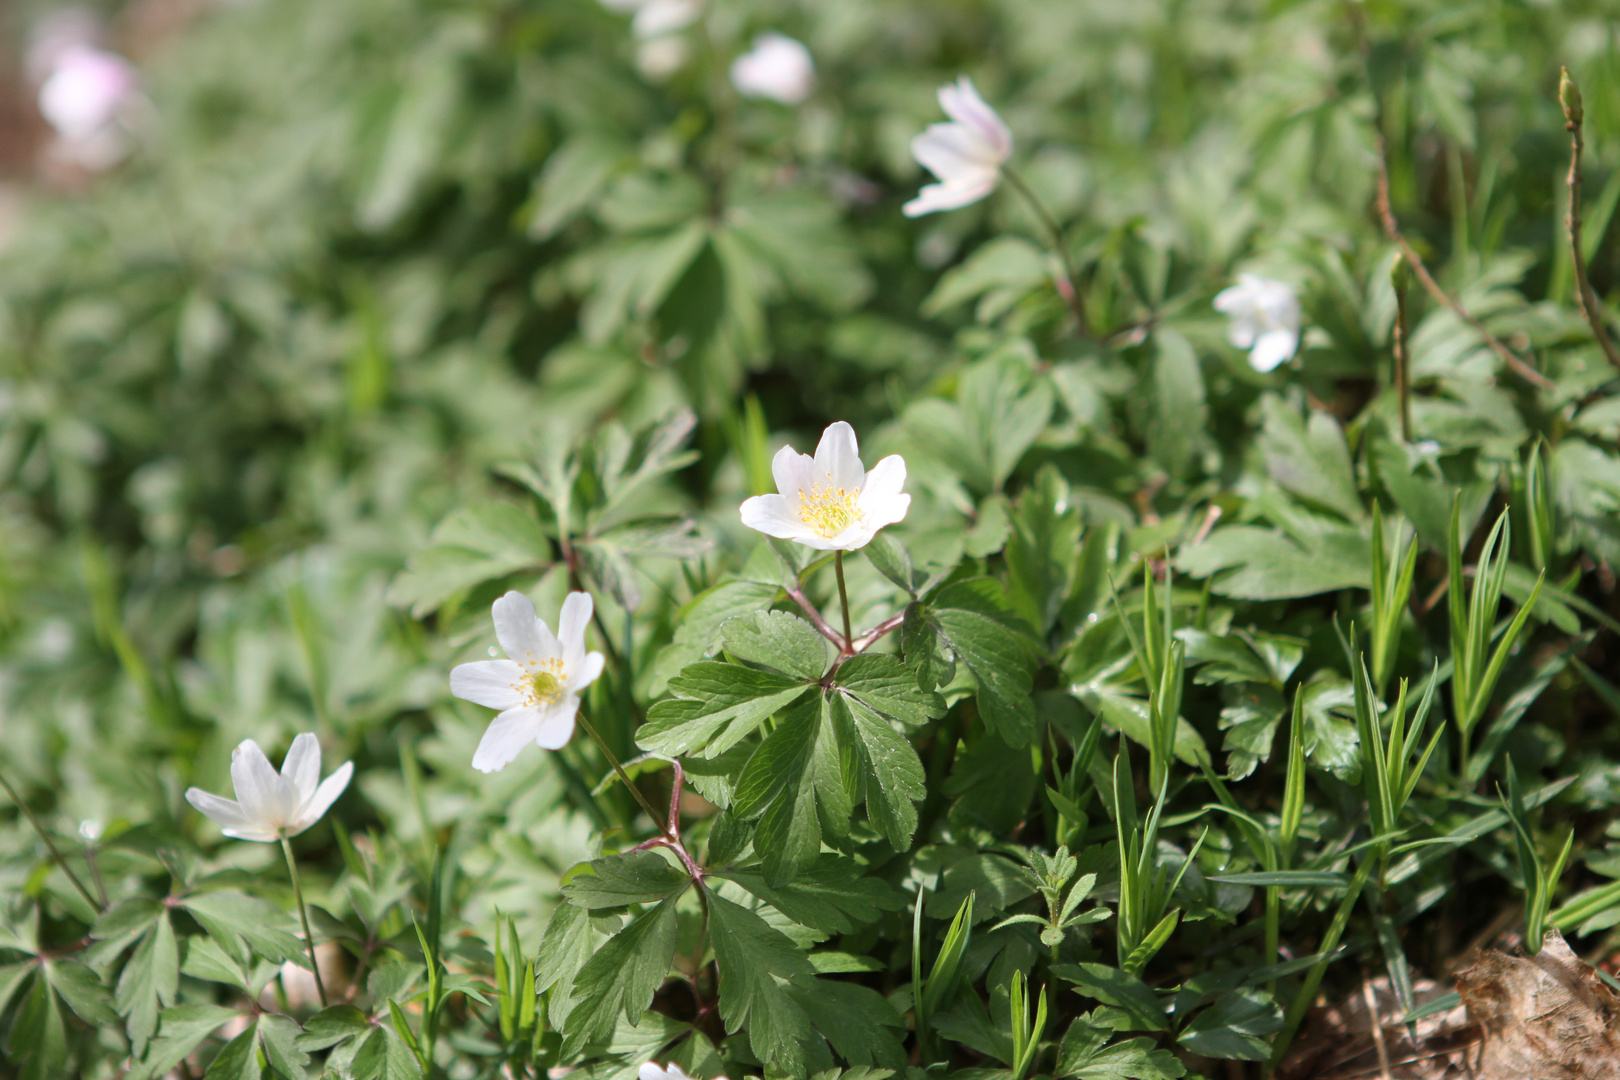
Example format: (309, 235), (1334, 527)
(525, 658), (567, 705)
(798, 479), (862, 539)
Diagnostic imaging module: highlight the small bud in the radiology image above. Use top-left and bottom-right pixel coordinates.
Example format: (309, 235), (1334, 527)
(1561, 66), (1584, 126)
(1390, 252), (1410, 293)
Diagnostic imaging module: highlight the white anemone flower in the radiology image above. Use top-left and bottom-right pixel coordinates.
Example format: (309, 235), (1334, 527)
(185, 735), (352, 843)
(730, 33), (815, 105)
(600, 0), (701, 39)
(641, 1063), (717, 1080)
(450, 591), (606, 773)
(1214, 274), (1302, 373)
(903, 76), (1013, 218)
(38, 45), (136, 142)
(740, 422), (909, 552)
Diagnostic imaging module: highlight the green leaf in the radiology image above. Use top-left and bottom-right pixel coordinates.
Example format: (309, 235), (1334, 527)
(182, 891), (306, 966)
(562, 851), (693, 910)
(257, 1015), (311, 1079)
(1175, 522), (1370, 600)
(534, 896), (599, 1032)
(922, 237), (1047, 320)
(1056, 1018), (1185, 1079)
(649, 576), (782, 694)
(719, 856), (904, 936)
(1175, 989), (1283, 1060)
(928, 854), (1036, 922)
(828, 691), (927, 849)
(1148, 329), (1207, 478)
(561, 897), (680, 1056)
(945, 733), (1039, 833)
(529, 135), (632, 240)
(639, 662), (812, 757)
(706, 892), (816, 1075)
(902, 602), (956, 691)
(116, 912), (179, 1056)
(6, 973), (65, 1080)
(1053, 964), (1167, 1032)
(722, 610), (829, 681)
(204, 1025), (261, 1080)
(387, 503), (551, 617)
(295, 1004), (373, 1052)
(0, 964), (34, 1018)
(932, 580), (1040, 745)
(45, 958), (117, 1026)
(133, 1004), (240, 1080)
(1257, 396), (1362, 521)
(835, 653), (944, 727)
(785, 976), (907, 1068)
(350, 1025), (423, 1080)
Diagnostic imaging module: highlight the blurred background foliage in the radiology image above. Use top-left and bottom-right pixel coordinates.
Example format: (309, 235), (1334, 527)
(7, 0), (1620, 1075)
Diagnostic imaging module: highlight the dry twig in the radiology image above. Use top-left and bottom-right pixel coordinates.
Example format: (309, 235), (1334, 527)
(1374, 136), (1554, 390)
(1561, 67), (1620, 372)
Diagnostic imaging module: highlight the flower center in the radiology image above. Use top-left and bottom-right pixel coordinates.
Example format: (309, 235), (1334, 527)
(798, 480), (862, 539)
(526, 659), (567, 705)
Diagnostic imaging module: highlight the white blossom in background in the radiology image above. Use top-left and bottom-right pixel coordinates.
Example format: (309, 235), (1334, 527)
(730, 33), (815, 104)
(1214, 274), (1301, 373)
(601, 0), (701, 78)
(903, 76), (1012, 218)
(740, 422), (909, 552)
(450, 591), (606, 773)
(38, 46), (136, 141)
(641, 1063), (715, 1080)
(185, 735), (352, 843)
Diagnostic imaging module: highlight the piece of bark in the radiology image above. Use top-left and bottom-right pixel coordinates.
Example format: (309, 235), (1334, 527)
(1454, 928), (1620, 1079)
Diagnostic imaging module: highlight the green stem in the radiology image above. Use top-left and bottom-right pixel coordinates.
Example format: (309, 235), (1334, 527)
(834, 552), (854, 654)
(1001, 165), (1090, 337)
(281, 836), (329, 1008)
(0, 767), (101, 913)
(576, 713), (669, 836)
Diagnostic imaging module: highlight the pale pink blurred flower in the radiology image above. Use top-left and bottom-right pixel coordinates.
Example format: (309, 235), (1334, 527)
(904, 76), (1012, 217)
(730, 33), (815, 105)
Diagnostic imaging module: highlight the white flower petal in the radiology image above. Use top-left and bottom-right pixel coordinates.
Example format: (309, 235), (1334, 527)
(1248, 328), (1299, 372)
(813, 421), (864, 491)
(290, 761), (352, 836)
(450, 660), (526, 711)
(491, 591), (543, 663)
(769, 444), (813, 498)
(533, 701), (581, 750)
(903, 174), (1000, 217)
(730, 33), (815, 104)
(230, 740), (284, 830)
(740, 493), (813, 539)
(280, 733), (322, 803)
(472, 707), (545, 773)
(571, 651), (607, 694)
(938, 76), (1012, 160)
(631, 0), (699, 38)
(220, 824), (282, 843)
(910, 123), (1001, 181)
(558, 591), (594, 669)
(185, 788), (256, 832)
(639, 1065), (668, 1080)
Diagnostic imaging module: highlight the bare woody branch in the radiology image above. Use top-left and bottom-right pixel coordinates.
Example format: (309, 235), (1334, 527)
(1560, 67), (1620, 371)
(1374, 135), (1555, 390)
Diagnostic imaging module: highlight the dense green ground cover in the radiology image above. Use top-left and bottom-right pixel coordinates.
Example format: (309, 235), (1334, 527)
(5, 0), (1620, 1076)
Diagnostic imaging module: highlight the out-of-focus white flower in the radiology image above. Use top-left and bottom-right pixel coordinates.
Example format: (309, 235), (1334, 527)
(637, 38), (691, 81)
(78, 820), (102, 842)
(730, 33), (815, 104)
(38, 45), (136, 142)
(601, 0), (700, 38)
(1214, 274), (1301, 373)
(903, 76), (1012, 218)
(740, 422), (909, 552)
(641, 1063), (716, 1080)
(185, 735), (352, 843)
(450, 591), (606, 773)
